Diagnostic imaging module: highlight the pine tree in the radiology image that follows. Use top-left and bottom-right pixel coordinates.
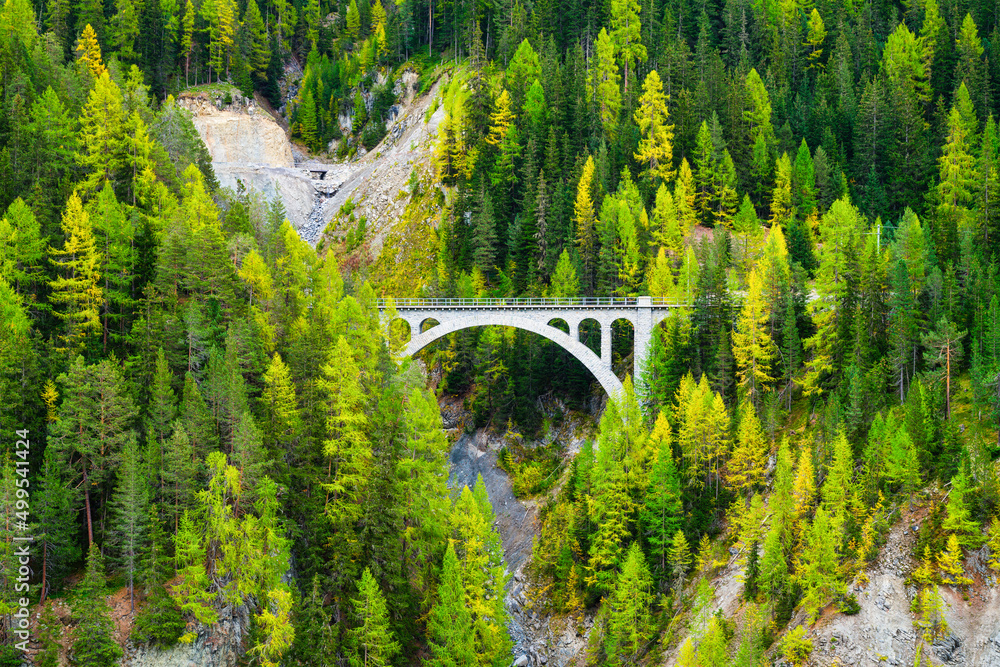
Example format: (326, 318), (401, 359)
(472, 192), (499, 274)
(149, 347), (176, 448)
(32, 446), (79, 603)
(605, 543), (653, 664)
(921, 317), (966, 420)
(52, 357), (135, 547)
(71, 544), (123, 667)
(350, 569), (399, 667)
(427, 542), (476, 666)
(549, 249), (579, 297)
(633, 70), (674, 185)
(110, 434), (148, 611)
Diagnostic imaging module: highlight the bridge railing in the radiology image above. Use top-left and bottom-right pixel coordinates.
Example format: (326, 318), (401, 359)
(376, 297), (683, 309)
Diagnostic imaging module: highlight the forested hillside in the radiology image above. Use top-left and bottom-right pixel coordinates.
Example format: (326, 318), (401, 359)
(1, 0), (1000, 662)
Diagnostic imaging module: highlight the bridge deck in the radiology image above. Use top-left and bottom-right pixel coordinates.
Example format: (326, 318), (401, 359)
(377, 297), (685, 309)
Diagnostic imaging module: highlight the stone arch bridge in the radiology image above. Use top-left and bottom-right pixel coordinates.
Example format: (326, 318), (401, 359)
(377, 297), (684, 397)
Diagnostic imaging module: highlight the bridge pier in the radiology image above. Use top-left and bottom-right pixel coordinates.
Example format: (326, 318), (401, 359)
(634, 296), (652, 386)
(600, 321), (612, 368)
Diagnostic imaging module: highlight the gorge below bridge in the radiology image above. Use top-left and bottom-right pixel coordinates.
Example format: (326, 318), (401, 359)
(377, 297), (685, 397)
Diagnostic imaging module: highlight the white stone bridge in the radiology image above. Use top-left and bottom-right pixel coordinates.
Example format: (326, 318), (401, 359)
(377, 297), (684, 397)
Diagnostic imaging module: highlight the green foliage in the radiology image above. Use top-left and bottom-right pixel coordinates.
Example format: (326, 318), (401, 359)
(71, 544), (123, 667)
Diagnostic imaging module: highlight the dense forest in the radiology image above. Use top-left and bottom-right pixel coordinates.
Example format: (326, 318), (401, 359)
(1, 0), (1000, 661)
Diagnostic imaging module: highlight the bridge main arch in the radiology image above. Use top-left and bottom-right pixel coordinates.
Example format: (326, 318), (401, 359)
(402, 314), (624, 398)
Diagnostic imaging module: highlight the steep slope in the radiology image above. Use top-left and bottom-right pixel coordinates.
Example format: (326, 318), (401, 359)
(179, 72), (444, 249)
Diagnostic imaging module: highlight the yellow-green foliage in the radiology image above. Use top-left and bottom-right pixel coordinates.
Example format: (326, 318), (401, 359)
(370, 166), (441, 296)
(780, 626), (813, 666)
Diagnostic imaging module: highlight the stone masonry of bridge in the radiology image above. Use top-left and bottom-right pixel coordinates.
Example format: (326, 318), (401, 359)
(377, 297), (681, 397)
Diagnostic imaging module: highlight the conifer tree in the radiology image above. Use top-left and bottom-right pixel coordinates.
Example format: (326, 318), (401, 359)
(640, 413), (682, 576)
(75, 23), (106, 78)
(472, 192), (498, 274)
(633, 70), (674, 185)
(744, 68), (774, 146)
(76, 72), (126, 194)
(669, 529), (692, 587)
(427, 542), (476, 666)
(110, 434), (148, 611)
(49, 193), (104, 354)
(943, 467), (980, 545)
(243, 0), (270, 76)
(674, 160), (698, 239)
(350, 569), (399, 667)
(922, 317), (966, 420)
(71, 544), (123, 667)
(732, 267), (775, 409)
(797, 505), (840, 620)
(589, 28), (621, 137)
(32, 446), (78, 603)
(728, 404), (768, 494)
(549, 249), (579, 297)
(575, 156), (597, 291)
(605, 543), (653, 664)
(693, 121), (715, 222)
(937, 533), (972, 585)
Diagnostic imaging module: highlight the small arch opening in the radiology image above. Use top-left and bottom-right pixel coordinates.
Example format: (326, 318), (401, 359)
(419, 317), (440, 333)
(611, 318), (635, 378)
(548, 318), (569, 334)
(389, 318), (411, 346)
(579, 318), (601, 357)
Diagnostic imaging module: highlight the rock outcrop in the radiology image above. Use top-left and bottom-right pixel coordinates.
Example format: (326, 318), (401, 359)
(123, 604), (250, 667)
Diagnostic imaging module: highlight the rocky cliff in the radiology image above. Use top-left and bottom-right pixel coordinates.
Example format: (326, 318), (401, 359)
(178, 72), (441, 249)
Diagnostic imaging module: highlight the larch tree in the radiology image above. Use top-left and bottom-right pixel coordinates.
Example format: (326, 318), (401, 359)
(589, 28), (621, 137)
(797, 505), (841, 620)
(732, 267), (775, 410)
(575, 156), (597, 292)
(605, 543), (653, 664)
(427, 542), (476, 666)
(633, 70), (674, 185)
(728, 404), (768, 494)
(744, 68), (775, 147)
(76, 71), (127, 195)
(640, 413), (682, 577)
(610, 0), (645, 95)
(48, 193), (104, 355)
(350, 568), (400, 667)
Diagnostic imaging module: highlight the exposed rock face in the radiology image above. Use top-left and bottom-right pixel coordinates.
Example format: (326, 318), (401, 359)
(179, 94), (293, 168)
(177, 92), (323, 232)
(123, 604), (250, 667)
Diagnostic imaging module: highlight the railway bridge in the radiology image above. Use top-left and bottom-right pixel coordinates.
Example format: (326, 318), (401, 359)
(377, 297), (685, 397)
